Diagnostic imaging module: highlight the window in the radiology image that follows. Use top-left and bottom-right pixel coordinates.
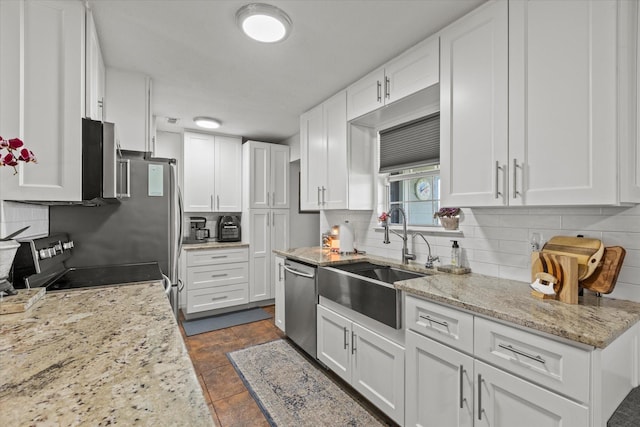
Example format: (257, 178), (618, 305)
(388, 165), (440, 226)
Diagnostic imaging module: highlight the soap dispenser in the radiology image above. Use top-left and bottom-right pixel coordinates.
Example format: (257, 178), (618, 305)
(450, 240), (461, 266)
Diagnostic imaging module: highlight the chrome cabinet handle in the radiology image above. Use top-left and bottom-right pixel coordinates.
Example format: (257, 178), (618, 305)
(210, 273), (228, 278)
(209, 255), (227, 259)
(278, 263), (283, 281)
(512, 158), (520, 199)
(216, 195), (220, 210)
(498, 343), (546, 364)
(272, 192), (275, 207)
(377, 80), (382, 102)
(495, 161), (503, 199)
(210, 194), (214, 210)
(343, 327), (349, 350)
(385, 76), (390, 99)
(267, 191), (270, 207)
(272, 211), (275, 226)
(210, 295), (227, 301)
(459, 365), (465, 409)
(351, 331), (357, 355)
(419, 314), (449, 328)
(321, 186), (326, 205)
(317, 187), (321, 206)
(477, 374), (483, 420)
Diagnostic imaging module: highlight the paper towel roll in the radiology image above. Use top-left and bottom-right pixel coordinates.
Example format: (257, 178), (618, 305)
(339, 221), (354, 253)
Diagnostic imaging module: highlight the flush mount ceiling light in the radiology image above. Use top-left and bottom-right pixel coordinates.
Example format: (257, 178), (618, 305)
(193, 117), (221, 129)
(236, 3), (292, 43)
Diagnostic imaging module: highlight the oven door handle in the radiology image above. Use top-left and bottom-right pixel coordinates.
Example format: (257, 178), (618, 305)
(162, 274), (172, 295)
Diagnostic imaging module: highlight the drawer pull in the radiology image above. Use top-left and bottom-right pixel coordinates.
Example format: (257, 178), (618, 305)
(343, 327), (349, 350)
(419, 314), (449, 328)
(498, 343), (546, 364)
(477, 374), (483, 420)
(209, 255), (228, 259)
(211, 296), (227, 301)
(351, 331), (357, 355)
(210, 273), (228, 278)
(459, 365), (465, 409)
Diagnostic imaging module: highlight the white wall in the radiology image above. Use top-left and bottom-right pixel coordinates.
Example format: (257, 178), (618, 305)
(283, 133), (300, 162)
(322, 205), (640, 303)
(0, 201), (48, 239)
(289, 160), (319, 248)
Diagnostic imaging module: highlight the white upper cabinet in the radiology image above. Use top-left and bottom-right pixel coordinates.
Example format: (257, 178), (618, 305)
(347, 35), (439, 121)
(183, 132), (242, 212)
(439, 0), (509, 208)
(300, 91), (349, 210)
(508, 0), (618, 206)
(441, 0), (638, 207)
(244, 141), (290, 210)
(105, 68), (152, 152)
(0, 0), (85, 201)
(85, 9), (105, 121)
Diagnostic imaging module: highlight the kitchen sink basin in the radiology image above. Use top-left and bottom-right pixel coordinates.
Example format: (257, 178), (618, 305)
(318, 262), (427, 329)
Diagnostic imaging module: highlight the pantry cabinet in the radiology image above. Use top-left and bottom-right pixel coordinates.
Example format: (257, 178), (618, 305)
(85, 9), (105, 121)
(245, 210), (289, 302)
(244, 141), (289, 210)
(440, 0), (638, 207)
(300, 91), (349, 210)
(346, 35), (439, 121)
(317, 304), (404, 425)
(0, 0), (85, 201)
(183, 132), (242, 212)
(105, 68), (153, 152)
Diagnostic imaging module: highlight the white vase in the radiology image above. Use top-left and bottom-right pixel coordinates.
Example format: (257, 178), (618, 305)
(0, 240), (20, 279)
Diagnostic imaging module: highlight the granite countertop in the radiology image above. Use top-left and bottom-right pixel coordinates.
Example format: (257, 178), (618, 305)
(276, 247), (640, 349)
(183, 240), (248, 251)
(0, 283), (214, 426)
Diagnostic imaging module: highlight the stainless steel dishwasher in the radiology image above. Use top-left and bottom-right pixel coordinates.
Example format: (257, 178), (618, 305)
(283, 259), (317, 358)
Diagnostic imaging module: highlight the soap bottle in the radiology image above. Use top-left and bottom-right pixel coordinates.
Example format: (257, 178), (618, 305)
(450, 240), (460, 267)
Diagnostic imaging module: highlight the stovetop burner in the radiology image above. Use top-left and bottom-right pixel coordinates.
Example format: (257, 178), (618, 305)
(43, 262), (164, 291)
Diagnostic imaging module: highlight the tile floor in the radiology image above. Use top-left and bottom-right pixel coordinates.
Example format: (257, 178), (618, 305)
(179, 305), (396, 427)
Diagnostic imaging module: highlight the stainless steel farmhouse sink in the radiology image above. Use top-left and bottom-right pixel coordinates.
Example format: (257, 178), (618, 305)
(318, 262), (427, 329)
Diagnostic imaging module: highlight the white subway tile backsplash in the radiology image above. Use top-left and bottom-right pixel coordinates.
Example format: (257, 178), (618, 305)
(562, 215), (640, 232)
(0, 201), (48, 238)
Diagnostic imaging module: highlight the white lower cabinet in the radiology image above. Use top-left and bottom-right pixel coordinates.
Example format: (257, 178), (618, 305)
(184, 247), (249, 314)
(405, 330), (474, 427)
(274, 256), (285, 332)
(317, 304), (404, 425)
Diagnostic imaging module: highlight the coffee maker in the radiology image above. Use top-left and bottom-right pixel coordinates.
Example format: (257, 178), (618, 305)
(190, 217), (210, 241)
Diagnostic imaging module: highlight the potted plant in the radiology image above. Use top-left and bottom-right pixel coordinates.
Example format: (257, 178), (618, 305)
(0, 136), (36, 295)
(433, 207), (460, 230)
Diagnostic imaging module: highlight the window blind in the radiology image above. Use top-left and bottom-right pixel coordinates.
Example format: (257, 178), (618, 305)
(378, 112), (439, 173)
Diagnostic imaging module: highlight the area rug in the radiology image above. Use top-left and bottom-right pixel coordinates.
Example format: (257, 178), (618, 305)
(227, 339), (385, 427)
(182, 308), (271, 336)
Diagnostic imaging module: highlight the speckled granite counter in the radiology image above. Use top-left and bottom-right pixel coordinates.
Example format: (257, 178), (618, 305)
(0, 282), (214, 426)
(183, 240), (248, 251)
(275, 247), (640, 349)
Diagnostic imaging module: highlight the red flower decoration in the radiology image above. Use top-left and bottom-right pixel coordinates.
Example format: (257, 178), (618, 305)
(0, 136), (36, 174)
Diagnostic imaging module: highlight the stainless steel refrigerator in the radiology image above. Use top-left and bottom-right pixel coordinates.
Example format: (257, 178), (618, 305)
(50, 151), (183, 317)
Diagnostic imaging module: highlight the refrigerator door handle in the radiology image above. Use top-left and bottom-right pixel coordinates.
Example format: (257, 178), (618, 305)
(162, 274), (172, 295)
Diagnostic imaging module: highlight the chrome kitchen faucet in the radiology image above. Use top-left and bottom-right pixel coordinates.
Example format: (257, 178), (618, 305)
(382, 206), (416, 265)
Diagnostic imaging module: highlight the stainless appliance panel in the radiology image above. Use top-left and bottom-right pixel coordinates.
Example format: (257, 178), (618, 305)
(284, 259), (317, 358)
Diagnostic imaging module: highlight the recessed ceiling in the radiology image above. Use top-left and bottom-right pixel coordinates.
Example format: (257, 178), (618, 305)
(88, 0), (484, 142)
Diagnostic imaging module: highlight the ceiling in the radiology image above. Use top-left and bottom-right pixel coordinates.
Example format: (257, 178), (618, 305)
(88, 0), (484, 142)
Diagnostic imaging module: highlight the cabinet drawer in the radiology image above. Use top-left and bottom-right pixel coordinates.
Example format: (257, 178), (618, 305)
(187, 247), (248, 267)
(474, 317), (590, 403)
(187, 263), (248, 291)
(405, 295), (474, 354)
(186, 283), (249, 313)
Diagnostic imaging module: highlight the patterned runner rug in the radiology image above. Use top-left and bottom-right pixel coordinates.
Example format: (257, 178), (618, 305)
(227, 339), (386, 426)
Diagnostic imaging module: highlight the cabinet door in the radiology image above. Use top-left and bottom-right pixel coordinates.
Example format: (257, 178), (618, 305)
(274, 256), (285, 332)
(85, 10), (105, 121)
(405, 330), (473, 427)
(323, 91), (349, 210)
(351, 322), (405, 425)
(439, 0), (509, 207)
(0, 0), (85, 201)
(509, 0), (618, 205)
(248, 210), (271, 302)
(317, 305), (352, 383)
(385, 35), (439, 105)
(248, 141), (271, 209)
(300, 105), (325, 210)
(214, 135), (242, 211)
(346, 68), (385, 121)
(270, 144), (290, 209)
(269, 210), (289, 298)
(475, 360), (588, 427)
(183, 132), (215, 211)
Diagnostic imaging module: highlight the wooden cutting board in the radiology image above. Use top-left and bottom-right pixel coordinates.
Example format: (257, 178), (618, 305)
(580, 246), (626, 294)
(541, 236), (604, 281)
(531, 252), (579, 304)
